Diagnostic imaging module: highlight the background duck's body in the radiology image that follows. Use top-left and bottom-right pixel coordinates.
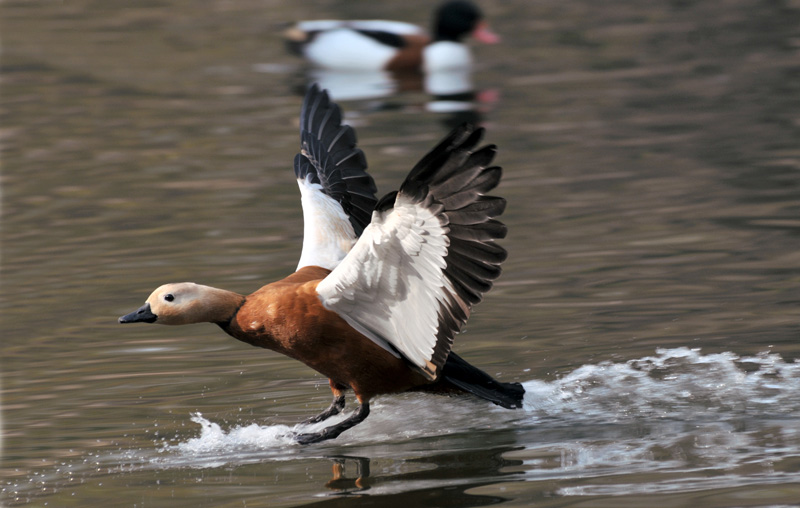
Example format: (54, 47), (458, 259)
(284, 1), (499, 73)
(287, 20), (430, 72)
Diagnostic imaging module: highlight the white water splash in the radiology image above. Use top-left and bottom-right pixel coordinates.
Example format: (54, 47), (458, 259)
(176, 413), (297, 453)
(499, 347), (800, 494)
(155, 347), (800, 472)
(522, 347), (800, 421)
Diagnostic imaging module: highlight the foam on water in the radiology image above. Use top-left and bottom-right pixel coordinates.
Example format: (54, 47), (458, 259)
(521, 347), (800, 421)
(503, 347), (800, 494)
(151, 414), (299, 468)
(176, 413), (297, 453)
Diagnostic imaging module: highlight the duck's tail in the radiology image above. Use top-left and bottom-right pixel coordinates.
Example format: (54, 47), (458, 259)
(439, 351), (525, 409)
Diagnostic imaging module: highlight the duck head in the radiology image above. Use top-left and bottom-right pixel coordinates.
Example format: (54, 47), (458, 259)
(433, 1), (500, 43)
(119, 282), (242, 325)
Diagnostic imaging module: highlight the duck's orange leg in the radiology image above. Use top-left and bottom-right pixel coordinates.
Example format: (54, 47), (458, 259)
(296, 394), (370, 445)
(303, 380), (347, 425)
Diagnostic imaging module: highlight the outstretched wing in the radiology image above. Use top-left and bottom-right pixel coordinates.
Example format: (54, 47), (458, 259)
(316, 125), (507, 380)
(295, 84), (378, 271)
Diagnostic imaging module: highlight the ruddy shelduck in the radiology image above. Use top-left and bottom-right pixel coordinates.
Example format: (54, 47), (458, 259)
(120, 84), (524, 444)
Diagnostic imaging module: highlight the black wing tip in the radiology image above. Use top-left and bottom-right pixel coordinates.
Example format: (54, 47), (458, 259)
(300, 84), (330, 134)
(400, 123), (495, 194)
(296, 84), (378, 235)
(304, 83), (325, 106)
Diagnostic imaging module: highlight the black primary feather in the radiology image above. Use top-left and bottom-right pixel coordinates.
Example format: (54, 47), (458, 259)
(294, 85), (378, 236)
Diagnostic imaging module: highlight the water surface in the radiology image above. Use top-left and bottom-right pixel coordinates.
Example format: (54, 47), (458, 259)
(3, 0), (800, 506)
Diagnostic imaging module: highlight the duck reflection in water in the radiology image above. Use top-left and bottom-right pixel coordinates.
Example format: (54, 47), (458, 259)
(317, 445), (522, 503)
(120, 85), (523, 444)
(325, 456), (371, 493)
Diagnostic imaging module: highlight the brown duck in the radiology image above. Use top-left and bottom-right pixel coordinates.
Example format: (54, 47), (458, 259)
(119, 85), (524, 444)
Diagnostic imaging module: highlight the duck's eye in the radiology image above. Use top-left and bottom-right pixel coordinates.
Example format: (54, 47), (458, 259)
(164, 294), (175, 302)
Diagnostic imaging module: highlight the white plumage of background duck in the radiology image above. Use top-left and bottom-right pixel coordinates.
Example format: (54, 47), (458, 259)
(284, 1), (499, 74)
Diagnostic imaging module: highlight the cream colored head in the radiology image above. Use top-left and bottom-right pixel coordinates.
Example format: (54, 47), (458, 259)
(119, 282), (243, 326)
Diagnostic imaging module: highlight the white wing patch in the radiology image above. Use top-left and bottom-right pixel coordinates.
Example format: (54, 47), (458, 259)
(316, 193), (450, 378)
(296, 176), (358, 271)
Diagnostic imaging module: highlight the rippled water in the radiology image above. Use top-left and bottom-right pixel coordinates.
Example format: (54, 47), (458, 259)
(3, 0), (800, 506)
(5, 349), (800, 506)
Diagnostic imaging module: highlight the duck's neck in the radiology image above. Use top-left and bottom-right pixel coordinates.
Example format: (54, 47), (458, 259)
(195, 285), (246, 325)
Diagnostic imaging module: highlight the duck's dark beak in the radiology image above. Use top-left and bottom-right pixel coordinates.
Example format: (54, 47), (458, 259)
(119, 303), (157, 324)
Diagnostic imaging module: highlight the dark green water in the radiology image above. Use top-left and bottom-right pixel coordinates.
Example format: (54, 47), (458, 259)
(3, 0), (800, 506)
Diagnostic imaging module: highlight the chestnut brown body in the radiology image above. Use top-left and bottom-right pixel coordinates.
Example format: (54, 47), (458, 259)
(222, 266), (431, 403)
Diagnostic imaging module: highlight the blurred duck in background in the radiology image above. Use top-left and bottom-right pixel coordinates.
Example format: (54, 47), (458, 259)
(283, 1), (499, 103)
(284, 1), (499, 74)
